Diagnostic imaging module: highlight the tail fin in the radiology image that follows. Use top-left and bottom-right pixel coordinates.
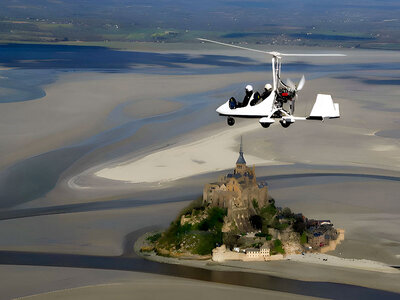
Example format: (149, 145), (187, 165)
(308, 94), (340, 120)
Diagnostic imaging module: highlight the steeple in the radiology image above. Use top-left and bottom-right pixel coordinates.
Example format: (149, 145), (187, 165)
(236, 136), (246, 165)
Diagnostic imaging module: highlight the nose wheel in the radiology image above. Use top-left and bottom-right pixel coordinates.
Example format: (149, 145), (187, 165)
(227, 117), (235, 126)
(279, 119), (291, 128)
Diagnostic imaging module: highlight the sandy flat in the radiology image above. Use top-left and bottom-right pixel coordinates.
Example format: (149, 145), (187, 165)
(286, 253), (398, 273)
(95, 122), (286, 183)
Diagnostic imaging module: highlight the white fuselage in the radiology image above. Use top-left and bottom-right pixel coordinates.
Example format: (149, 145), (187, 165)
(216, 92), (275, 117)
(216, 55), (284, 119)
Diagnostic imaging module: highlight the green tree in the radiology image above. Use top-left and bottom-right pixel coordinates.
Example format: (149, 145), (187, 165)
(146, 232), (161, 243)
(300, 232), (308, 244)
(198, 207), (227, 232)
(223, 232), (240, 249)
(282, 207), (293, 218)
(271, 239), (285, 255)
(252, 199), (259, 213)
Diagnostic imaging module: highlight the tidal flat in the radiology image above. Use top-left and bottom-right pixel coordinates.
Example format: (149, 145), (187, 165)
(0, 43), (399, 299)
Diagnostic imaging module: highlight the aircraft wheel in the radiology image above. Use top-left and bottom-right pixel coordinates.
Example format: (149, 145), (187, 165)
(227, 117), (235, 126)
(280, 120), (291, 128)
(261, 123), (270, 128)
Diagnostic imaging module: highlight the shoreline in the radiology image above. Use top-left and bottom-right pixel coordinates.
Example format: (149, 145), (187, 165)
(135, 231), (400, 293)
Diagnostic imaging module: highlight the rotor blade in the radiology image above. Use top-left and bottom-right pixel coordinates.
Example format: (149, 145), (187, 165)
(286, 78), (296, 90)
(281, 53), (346, 57)
(197, 38), (346, 57)
(197, 38), (274, 55)
(297, 75), (306, 91)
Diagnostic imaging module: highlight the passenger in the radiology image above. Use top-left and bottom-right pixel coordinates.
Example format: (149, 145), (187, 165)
(261, 83), (273, 100)
(229, 97), (237, 109)
(238, 85), (253, 108)
(250, 91), (261, 106)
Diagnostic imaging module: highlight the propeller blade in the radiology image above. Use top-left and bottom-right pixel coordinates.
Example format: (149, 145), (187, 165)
(297, 75), (306, 91)
(286, 78), (296, 90)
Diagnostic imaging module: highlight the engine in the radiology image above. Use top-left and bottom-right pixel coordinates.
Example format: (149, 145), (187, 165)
(276, 87), (296, 103)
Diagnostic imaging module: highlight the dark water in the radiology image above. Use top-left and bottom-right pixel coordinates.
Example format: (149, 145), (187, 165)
(0, 43), (256, 70)
(0, 236), (398, 299)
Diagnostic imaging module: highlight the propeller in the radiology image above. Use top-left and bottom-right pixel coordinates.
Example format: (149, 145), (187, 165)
(286, 78), (296, 90)
(285, 75), (305, 115)
(297, 75), (305, 91)
(286, 75), (305, 92)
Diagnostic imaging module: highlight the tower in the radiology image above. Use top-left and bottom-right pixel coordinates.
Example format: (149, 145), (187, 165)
(235, 136), (247, 174)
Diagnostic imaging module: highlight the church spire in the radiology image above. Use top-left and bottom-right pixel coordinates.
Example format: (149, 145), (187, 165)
(236, 136), (246, 165)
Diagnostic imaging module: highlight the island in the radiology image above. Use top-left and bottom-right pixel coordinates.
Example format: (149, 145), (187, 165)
(141, 138), (344, 262)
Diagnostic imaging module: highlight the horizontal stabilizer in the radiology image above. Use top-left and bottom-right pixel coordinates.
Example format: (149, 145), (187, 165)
(308, 94), (340, 120)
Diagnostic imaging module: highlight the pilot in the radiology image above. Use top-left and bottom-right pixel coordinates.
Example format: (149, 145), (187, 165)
(238, 84), (254, 107)
(261, 83), (273, 100)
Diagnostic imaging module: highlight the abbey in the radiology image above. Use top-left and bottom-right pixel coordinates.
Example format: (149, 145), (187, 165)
(203, 138), (269, 232)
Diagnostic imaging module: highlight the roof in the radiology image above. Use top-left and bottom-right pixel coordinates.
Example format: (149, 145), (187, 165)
(246, 248), (260, 252)
(236, 136), (246, 164)
(236, 152), (246, 164)
(227, 173), (242, 179)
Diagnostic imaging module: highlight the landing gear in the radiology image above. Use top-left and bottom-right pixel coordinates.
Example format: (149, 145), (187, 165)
(260, 123), (270, 128)
(279, 119), (291, 128)
(227, 117), (235, 126)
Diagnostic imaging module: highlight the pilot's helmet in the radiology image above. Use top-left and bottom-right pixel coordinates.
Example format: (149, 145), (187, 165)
(265, 83), (272, 90)
(245, 85), (253, 92)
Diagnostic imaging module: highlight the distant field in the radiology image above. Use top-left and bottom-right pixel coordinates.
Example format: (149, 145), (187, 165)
(0, 0), (400, 50)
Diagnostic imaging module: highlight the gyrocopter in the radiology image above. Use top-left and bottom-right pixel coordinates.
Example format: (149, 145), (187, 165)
(198, 38), (345, 128)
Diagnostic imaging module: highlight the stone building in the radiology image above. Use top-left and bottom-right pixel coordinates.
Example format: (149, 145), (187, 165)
(203, 138), (269, 232)
(245, 244), (271, 260)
